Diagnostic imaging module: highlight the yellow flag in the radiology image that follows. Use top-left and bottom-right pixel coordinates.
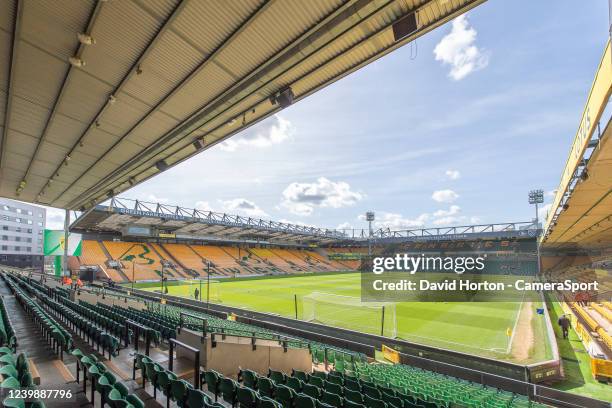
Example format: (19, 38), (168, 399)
(506, 328), (512, 337)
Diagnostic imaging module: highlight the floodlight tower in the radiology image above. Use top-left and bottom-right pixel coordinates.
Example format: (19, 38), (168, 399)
(366, 211), (375, 257)
(528, 189), (544, 227)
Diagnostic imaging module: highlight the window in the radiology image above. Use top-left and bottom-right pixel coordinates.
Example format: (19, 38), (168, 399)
(2, 205), (8, 211)
(38, 213), (43, 218)
(0, 246), (6, 251)
(14, 246), (20, 252)
(27, 220), (32, 225)
(15, 237), (20, 242)
(15, 227), (21, 233)
(37, 247), (42, 252)
(2, 226), (7, 230)
(15, 218), (20, 223)
(1, 236), (6, 241)
(27, 229), (32, 233)
(27, 210), (32, 216)
(26, 247), (31, 252)
(37, 222), (43, 227)
(16, 209), (22, 214)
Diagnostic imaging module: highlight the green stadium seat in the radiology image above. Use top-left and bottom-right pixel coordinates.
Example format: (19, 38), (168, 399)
(257, 377), (275, 398)
(324, 380), (343, 396)
(268, 369), (286, 384)
(344, 388), (364, 404)
(2, 398), (25, 408)
(187, 388), (210, 408)
(286, 376), (303, 393)
(238, 369), (258, 389)
(308, 376), (324, 388)
(258, 396), (282, 408)
(364, 395), (387, 408)
(170, 378), (192, 407)
(301, 383), (321, 400)
(126, 394), (145, 408)
(203, 370), (221, 400)
(294, 393), (317, 408)
(220, 377), (238, 407)
(292, 369), (309, 382)
(344, 399), (366, 408)
(320, 390), (342, 408)
(237, 386), (258, 408)
(273, 384), (296, 408)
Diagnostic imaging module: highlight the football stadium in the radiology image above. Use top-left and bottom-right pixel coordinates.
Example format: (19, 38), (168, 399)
(0, 1), (610, 407)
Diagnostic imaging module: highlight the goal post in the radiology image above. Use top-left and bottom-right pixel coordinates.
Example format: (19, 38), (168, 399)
(297, 292), (397, 338)
(186, 279), (220, 302)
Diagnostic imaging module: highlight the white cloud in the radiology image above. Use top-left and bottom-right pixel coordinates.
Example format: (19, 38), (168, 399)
(145, 194), (169, 203)
(220, 198), (268, 218)
(194, 201), (213, 211)
(432, 189), (459, 203)
(445, 169), (461, 180)
(45, 207), (66, 230)
(373, 212), (431, 229)
(219, 115), (294, 152)
(434, 15), (489, 80)
(433, 205), (461, 218)
(336, 222), (354, 230)
(280, 177), (363, 216)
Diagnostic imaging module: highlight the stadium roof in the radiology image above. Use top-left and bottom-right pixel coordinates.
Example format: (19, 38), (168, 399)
(70, 197), (538, 245)
(541, 41), (612, 249)
(0, 0), (486, 211)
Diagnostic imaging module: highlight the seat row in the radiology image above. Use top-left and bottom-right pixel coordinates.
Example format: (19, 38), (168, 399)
(230, 368), (432, 408)
(133, 353), (223, 408)
(71, 348), (144, 408)
(151, 303), (366, 365)
(40, 293), (121, 359)
(0, 334), (43, 408)
(5, 275), (72, 360)
(348, 362), (547, 408)
(0, 295), (16, 350)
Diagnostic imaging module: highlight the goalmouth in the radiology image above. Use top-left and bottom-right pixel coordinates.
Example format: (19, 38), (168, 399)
(297, 292), (397, 338)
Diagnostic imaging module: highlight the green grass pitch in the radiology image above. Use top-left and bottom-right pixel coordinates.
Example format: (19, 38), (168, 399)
(130, 272), (552, 363)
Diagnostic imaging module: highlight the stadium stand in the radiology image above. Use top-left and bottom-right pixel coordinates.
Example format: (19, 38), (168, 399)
(103, 241), (165, 281)
(163, 243), (208, 277)
(190, 245), (249, 276)
(3, 267), (609, 406)
(80, 240), (126, 282)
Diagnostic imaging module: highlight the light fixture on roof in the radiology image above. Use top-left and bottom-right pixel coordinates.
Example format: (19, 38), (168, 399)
(155, 160), (168, 171)
(270, 87), (294, 108)
(77, 33), (96, 45)
(65, 154), (71, 161)
(68, 56), (85, 68)
(19, 180), (26, 189)
(193, 138), (205, 151)
(136, 64), (143, 75)
(128, 176), (136, 186)
(79, 140), (84, 147)
(227, 118), (237, 127)
(108, 94), (116, 104)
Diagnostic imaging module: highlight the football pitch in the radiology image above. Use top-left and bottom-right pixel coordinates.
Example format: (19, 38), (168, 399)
(130, 272), (553, 363)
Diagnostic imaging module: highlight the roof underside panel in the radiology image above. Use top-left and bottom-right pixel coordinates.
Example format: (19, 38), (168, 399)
(0, 0), (487, 209)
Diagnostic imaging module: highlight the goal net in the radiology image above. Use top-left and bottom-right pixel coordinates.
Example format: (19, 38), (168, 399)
(298, 292), (397, 338)
(186, 279), (220, 302)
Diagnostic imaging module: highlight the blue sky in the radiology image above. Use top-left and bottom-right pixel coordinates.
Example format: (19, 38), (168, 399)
(45, 1), (611, 231)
